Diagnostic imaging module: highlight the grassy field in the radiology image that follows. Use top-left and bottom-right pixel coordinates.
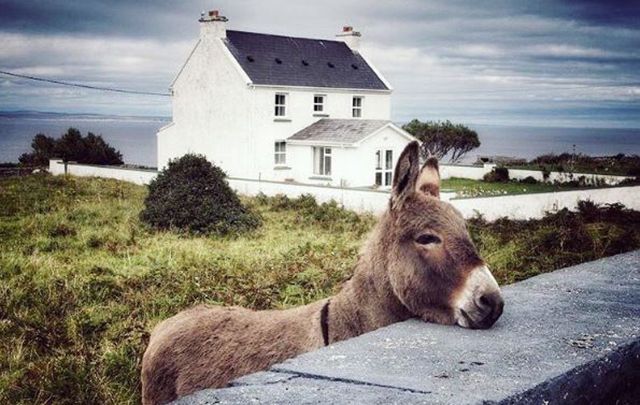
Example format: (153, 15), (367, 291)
(441, 177), (590, 198)
(1, 174), (639, 404)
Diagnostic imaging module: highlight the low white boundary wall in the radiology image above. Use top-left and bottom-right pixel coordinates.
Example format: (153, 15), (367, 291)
(450, 186), (640, 221)
(440, 163), (632, 185)
(49, 160), (640, 220)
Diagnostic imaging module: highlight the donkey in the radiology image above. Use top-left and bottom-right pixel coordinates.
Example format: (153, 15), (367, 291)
(141, 141), (504, 405)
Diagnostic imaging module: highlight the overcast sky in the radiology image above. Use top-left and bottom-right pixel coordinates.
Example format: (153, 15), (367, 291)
(1, 0), (639, 128)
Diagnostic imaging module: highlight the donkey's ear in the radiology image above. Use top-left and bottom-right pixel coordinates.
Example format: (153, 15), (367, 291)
(391, 141), (420, 208)
(416, 156), (440, 199)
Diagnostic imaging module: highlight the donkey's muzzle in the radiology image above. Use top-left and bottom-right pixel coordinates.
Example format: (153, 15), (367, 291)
(454, 265), (504, 329)
(463, 291), (504, 329)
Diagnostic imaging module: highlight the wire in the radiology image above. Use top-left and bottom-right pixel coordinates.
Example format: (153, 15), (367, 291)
(0, 70), (171, 97)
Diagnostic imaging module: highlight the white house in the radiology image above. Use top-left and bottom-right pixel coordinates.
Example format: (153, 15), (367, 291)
(158, 9), (416, 188)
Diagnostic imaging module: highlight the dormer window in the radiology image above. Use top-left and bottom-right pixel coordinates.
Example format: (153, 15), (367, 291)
(352, 96), (363, 118)
(313, 95), (325, 112)
(275, 93), (287, 117)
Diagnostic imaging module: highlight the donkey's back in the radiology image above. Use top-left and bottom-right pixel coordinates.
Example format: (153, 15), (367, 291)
(141, 302), (325, 405)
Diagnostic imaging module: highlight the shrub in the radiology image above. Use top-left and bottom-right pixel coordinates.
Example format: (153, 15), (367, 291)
(19, 128), (123, 166)
(255, 193), (374, 235)
(483, 167), (509, 183)
(519, 176), (538, 184)
(140, 154), (260, 235)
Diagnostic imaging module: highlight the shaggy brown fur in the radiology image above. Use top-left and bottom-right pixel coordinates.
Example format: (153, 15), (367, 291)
(141, 142), (503, 404)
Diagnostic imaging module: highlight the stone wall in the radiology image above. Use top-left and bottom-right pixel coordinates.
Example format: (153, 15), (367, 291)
(173, 251), (640, 405)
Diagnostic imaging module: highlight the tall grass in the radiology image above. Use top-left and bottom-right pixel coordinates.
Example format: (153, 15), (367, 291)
(1, 175), (638, 404)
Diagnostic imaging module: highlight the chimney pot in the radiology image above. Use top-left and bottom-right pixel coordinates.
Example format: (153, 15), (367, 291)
(336, 26), (361, 51)
(199, 10), (228, 39)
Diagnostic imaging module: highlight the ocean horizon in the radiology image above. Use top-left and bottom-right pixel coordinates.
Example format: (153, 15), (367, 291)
(1, 111), (639, 167)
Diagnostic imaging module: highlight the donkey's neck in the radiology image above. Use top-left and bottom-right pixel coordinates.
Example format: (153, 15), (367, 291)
(326, 221), (412, 343)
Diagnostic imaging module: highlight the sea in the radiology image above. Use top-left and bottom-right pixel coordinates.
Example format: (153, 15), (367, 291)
(1, 112), (639, 166)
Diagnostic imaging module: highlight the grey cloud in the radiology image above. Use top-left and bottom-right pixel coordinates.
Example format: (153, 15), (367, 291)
(0, 0), (639, 127)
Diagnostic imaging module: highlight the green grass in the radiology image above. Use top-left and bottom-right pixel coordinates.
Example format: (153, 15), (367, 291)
(441, 177), (588, 198)
(1, 174), (639, 404)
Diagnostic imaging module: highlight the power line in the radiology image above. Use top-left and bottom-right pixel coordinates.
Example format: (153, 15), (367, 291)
(0, 70), (171, 97)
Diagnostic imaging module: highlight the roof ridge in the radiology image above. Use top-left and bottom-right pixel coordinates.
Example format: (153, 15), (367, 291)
(227, 29), (345, 45)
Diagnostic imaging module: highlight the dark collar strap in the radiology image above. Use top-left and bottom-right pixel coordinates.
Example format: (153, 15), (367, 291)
(320, 300), (330, 346)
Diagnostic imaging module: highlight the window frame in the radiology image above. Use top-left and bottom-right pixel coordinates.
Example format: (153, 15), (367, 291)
(313, 94), (325, 112)
(313, 146), (332, 176)
(375, 149), (393, 186)
(274, 141), (286, 165)
(352, 96), (363, 118)
(274, 93), (287, 117)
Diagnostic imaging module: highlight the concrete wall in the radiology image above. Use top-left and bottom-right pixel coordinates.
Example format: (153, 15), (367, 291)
(451, 185), (640, 221)
(440, 163), (632, 185)
(49, 160), (640, 220)
(174, 251), (640, 405)
(49, 160), (156, 185)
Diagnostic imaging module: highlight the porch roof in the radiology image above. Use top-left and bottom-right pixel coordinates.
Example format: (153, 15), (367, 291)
(287, 119), (390, 146)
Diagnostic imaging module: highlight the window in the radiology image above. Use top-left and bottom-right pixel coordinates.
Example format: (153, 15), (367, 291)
(375, 149), (393, 186)
(274, 141), (286, 165)
(352, 96), (363, 118)
(313, 147), (332, 176)
(274, 93), (286, 117)
(313, 95), (325, 112)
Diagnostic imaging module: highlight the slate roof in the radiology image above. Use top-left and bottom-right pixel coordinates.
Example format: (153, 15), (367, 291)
(224, 30), (389, 90)
(288, 119), (391, 145)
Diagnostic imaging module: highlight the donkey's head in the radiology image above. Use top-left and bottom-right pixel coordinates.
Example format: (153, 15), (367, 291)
(383, 141), (503, 329)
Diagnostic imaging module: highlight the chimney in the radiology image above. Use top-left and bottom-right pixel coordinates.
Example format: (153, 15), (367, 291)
(336, 26), (361, 51)
(199, 9), (228, 39)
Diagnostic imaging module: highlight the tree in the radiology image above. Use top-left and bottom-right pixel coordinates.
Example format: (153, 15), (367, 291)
(402, 119), (480, 163)
(140, 154), (261, 235)
(18, 134), (56, 166)
(19, 128), (123, 166)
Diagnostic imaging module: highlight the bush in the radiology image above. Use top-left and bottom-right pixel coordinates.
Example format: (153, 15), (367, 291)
(483, 167), (509, 183)
(19, 128), (123, 166)
(519, 176), (538, 184)
(140, 154), (260, 235)
(255, 193), (374, 235)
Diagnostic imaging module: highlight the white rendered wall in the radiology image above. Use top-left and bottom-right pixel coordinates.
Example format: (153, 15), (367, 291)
(349, 126), (412, 188)
(249, 87), (391, 184)
(48, 160), (156, 185)
(450, 186), (640, 221)
(439, 163), (632, 185)
(284, 126), (410, 188)
(49, 160), (639, 220)
(157, 36), (253, 175)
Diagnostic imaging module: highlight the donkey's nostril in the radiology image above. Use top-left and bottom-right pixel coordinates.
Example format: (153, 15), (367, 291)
(470, 291), (504, 329)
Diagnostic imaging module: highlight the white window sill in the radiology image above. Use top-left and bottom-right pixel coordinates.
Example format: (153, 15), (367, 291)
(274, 117), (292, 122)
(313, 113), (329, 117)
(309, 175), (332, 181)
(274, 166), (291, 170)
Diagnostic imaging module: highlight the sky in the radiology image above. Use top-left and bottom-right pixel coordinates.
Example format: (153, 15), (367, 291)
(0, 0), (639, 128)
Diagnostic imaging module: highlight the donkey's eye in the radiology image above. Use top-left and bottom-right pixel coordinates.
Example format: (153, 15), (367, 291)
(416, 234), (441, 245)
